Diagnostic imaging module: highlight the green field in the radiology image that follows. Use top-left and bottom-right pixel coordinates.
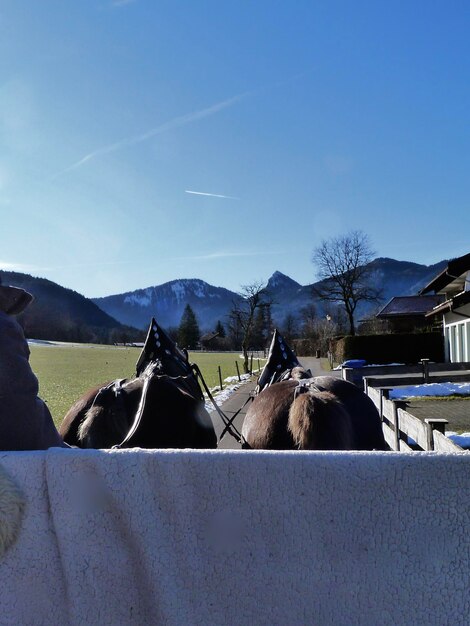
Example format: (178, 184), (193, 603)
(29, 343), (264, 428)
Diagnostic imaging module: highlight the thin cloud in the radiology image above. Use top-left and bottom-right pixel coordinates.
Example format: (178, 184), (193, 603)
(52, 92), (249, 179)
(171, 251), (281, 261)
(0, 260), (131, 273)
(111, 0), (137, 6)
(0, 261), (44, 273)
(185, 190), (239, 200)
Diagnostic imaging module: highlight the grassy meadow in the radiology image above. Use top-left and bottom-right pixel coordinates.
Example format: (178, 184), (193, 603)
(29, 343), (262, 428)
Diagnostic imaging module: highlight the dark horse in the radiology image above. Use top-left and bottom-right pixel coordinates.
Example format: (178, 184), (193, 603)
(242, 331), (387, 451)
(59, 319), (217, 449)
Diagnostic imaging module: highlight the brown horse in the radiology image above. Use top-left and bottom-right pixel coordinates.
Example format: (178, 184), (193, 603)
(60, 372), (216, 449)
(59, 319), (217, 450)
(242, 366), (388, 451)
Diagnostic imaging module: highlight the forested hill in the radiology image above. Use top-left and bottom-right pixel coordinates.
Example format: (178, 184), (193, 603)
(0, 271), (142, 344)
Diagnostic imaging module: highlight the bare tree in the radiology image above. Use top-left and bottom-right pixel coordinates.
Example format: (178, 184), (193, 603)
(230, 281), (272, 373)
(312, 230), (382, 335)
(281, 313), (298, 344)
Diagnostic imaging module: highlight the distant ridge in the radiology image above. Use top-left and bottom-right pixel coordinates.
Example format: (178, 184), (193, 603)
(93, 258), (449, 331)
(1, 257), (450, 340)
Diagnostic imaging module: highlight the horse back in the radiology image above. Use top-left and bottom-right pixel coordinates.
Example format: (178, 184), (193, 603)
(59, 384), (105, 446)
(124, 376), (216, 449)
(313, 376), (388, 450)
(243, 380), (298, 449)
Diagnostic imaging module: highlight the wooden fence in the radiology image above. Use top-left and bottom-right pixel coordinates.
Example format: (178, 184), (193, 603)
(364, 383), (464, 452)
(342, 359), (470, 387)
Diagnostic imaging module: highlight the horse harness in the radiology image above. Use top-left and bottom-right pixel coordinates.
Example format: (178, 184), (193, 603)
(86, 360), (247, 449)
(86, 361), (318, 450)
(190, 362), (248, 445)
(112, 361), (158, 449)
(293, 379), (324, 400)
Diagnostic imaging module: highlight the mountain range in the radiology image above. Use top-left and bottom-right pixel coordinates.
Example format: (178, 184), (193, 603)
(1, 257), (448, 340)
(93, 257), (448, 332)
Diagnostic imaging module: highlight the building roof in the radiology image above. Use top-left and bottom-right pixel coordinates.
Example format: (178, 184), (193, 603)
(376, 295), (444, 319)
(200, 331), (220, 342)
(420, 252), (470, 295)
(425, 290), (470, 318)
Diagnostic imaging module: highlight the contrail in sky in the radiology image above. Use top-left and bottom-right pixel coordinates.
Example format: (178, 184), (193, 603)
(51, 70), (312, 180)
(185, 190), (239, 200)
(52, 92), (249, 179)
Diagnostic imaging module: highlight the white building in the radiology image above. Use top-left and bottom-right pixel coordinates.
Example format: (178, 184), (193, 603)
(420, 253), (470, 362)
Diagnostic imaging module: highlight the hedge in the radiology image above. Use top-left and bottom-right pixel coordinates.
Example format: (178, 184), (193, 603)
(331, 332), (444, 365)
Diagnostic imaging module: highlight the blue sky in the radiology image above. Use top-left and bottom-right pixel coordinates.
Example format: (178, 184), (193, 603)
(1, 1), (469, 297)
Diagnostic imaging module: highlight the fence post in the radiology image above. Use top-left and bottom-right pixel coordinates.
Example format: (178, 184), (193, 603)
(250, 354), (253, 374)
(421, 358), (430, 383)
(257, 358), (260, 372)
(327, 351), (333, 369)
(379, 388), (387, 422)
(425, 418), (449, 451)
(218, 366), (223, 391)
(235, 361), (241, 382)
(392, 400), (407, 451)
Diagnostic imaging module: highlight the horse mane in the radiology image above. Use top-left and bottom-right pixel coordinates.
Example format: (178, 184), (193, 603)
(288, 389), (354, 450)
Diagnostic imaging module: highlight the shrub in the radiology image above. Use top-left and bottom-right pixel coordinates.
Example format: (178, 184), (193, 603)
(331, 332), (444, 364)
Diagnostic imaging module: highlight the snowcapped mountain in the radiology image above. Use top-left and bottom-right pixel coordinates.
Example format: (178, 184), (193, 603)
(93, 259), (449, 332)
(92, 279), (243, 331)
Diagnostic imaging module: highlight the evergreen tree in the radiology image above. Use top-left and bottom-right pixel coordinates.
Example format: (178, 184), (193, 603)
(178, 304), (200, 349)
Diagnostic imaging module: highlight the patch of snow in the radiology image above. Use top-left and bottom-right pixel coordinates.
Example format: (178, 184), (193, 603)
(447, 432), (470, 448)
(170, 282), (186, 301)
(192, 282), (206, 298)
(124, 292), (152, 307)
(224, 374), (252, 384)
(204, 372), (258, 413)
(337, 362), (405, 370)
(390, 382), (470, 399)
(27, 339), (57, 346)
(365, 363), (405, 367)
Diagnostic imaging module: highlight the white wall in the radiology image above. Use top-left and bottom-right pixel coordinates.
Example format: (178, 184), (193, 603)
(444, 304), (470, 361)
